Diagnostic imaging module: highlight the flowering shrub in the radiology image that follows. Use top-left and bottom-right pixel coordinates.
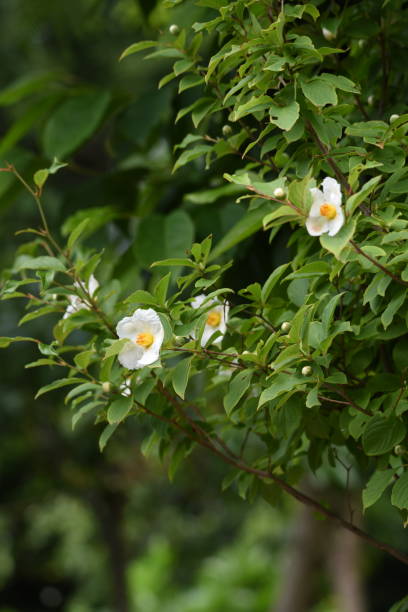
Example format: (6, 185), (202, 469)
(2, 0), (408, 584)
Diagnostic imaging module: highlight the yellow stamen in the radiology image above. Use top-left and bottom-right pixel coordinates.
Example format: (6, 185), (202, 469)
(206, 311), (221, 327)
(320, 203), (337, 220)
(135, 332), (154, 348)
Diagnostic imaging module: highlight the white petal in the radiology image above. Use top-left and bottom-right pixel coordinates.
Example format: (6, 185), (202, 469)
(88, 274), (99, 296)
(306, 215), (329, 236)
(201, 325), (216, 347)
(137, 344), (161, 366)
(322, 177), (342, 207)
(309, 188), (325, 216)
(327, 207), (345, 236)
(116, 316), (138, 340)
(191, 294), (206, 309)
(118, 343), (144, 369)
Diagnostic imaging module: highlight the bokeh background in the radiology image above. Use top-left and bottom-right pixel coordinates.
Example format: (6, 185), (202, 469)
(0, 1), (407, 611)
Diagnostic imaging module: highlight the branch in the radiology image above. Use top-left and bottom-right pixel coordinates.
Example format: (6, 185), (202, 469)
(350, 240), (408, 287)
(148, 384), (408, 567)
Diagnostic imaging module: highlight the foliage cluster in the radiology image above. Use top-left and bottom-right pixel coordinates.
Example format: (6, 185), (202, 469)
(2, 0), (408, 600)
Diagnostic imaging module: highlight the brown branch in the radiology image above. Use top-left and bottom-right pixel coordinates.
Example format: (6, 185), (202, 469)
(350, 240), (408, 287)
(144, 385), (408, 566)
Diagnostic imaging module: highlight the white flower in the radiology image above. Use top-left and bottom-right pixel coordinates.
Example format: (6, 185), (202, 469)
(322, 27), (335, 41)
(63, 274), (99, 319)
(116, 308), (164, 370)
(120, 378), (132, 397)
(306, 177), (344, 237)
(191, 294), (229, 347)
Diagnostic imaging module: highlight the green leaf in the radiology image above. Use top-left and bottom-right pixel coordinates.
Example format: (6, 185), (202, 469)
(0, 336), (35, 348)
(362, 469), (393, 510)
(210, 203), (272, 260)
(19, 305), (60, 326)
(381, 288), (406, 330)
(103, 338), (130, 359)
(119, 40), (158, 61)
(362, 416), (406, 455)
(319, 73), (359, 94)
(33, 169), (49, 190)
(14, 255), (66, 273)
(261, 263), (290, 302)
(224, 370), (253, 415)
(319, 220), (356, 259)
(107, 397), (132, 424)
(391, 471), (408, 510)
(286, 261), (330, 279)
(269, 100), (300, 131)
(172, 356), (192, 399)
(99, 423), (119, 451)
(165, 210), (194, 259)
(43, 91), (111, 159)
(300, 77), (337, 107)
(151, 258), (196, 268)
(346, 175), (382, 215)
(35, 377), (84, 399)
(125, 290), (158, 306)
(258, 374), (305, 408)
(74, 349), (95, 369)
(67, 218), (90, 250)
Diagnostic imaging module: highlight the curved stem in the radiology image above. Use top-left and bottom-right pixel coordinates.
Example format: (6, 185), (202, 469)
(350, 240), (408, 287)
(149, 384), (408, 567)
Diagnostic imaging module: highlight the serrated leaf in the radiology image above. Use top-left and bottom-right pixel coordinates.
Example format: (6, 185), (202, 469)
(319, 220), (356, 259)
(258, 374), (304, 408)
(33, 169), (49, 190)
(172, 356), (192, 399)
(224, 370), (253, 415)
(391, 471), (408, 510)
(107, 397), (132, 424)
(119, 40), (158, 61)
(14, 255), (66, 273)
(35, 377), (84, 399)
(362, 469), (393, 510)
(362, 416), (406, 455)
(104, 338), (130, 359)
(67, 218), (90, 250)
(99, 423), (119, 451)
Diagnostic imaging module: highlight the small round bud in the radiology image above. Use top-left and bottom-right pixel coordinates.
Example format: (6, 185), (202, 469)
(367, 95), (374, 106)
(273, 187), (285, 199)
(357, 39), (365, 49)
(169, 24), (180, 35)
(390, 114), (400, 123)
(322, 27), (335, 41)
(394, 444), (406, 456)
(301, 365), (312, 377)
(222, 124), (232, 137)
(280, 321), (291, 333)
(102, 381), (111, 393)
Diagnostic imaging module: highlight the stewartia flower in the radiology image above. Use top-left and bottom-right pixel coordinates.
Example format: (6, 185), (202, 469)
(306, 177), (344, 237)
(192, 294), (229, 347)
(116, 308), (164, 370)
(63, 274), (99, 319)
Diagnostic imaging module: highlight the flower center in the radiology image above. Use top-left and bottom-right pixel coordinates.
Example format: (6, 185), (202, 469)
(135, 332), (154, 348)
(206, 311), (221, 327)
(320, 203), (337, 220)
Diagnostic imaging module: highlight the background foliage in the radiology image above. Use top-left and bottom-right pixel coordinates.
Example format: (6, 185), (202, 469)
(1, 1), (408, 611)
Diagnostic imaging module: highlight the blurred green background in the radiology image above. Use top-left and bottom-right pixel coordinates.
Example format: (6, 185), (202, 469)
(0, 1), (407, 611)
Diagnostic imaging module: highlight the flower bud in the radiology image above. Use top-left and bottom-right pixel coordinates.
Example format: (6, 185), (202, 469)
(322, 27), (335, 41)
(273, 187), (285, 199)
(102, 381), (111, 393)
(280, 321), (291, 333)
(358, 39), (365, 49)
(390, 114), (400, 123)
(367, 95), (374, 106)
(394, 444), (406, 456)
(169, 24), (180, 35)
(222, 124), (232, 137)
(301, 365), (312, 376)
